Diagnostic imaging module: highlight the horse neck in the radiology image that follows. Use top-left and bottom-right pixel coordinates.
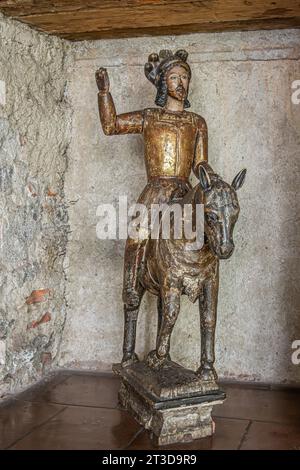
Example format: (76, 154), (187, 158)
(181, 182), (205, 216)
(163, 184), (210, 262)
(171, 183), (206, 249)
(181, 177), (220, 246)
(180, 183), (204, 207)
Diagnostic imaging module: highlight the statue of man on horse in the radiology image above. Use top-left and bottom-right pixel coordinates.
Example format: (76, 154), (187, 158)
(96, 50), (246, 385)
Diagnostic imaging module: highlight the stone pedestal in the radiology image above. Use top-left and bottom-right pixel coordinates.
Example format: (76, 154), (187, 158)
(113, 360), (226, 446)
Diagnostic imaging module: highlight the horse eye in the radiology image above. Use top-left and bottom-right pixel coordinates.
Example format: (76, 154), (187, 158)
(206, 212), (218, 223)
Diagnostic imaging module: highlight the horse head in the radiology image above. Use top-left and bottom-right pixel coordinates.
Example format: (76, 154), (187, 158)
(198, 166), (246, 259)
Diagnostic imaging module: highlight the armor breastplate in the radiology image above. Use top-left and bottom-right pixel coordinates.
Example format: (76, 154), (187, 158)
(143, 108), (198, 180)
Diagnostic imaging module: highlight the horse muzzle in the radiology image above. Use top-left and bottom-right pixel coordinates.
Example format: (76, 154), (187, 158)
(215, 242), (235, 259)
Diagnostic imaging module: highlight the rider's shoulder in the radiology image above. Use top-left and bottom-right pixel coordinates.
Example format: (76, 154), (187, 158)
(143, 107), (161, 115)
(187, 111), (207, 129)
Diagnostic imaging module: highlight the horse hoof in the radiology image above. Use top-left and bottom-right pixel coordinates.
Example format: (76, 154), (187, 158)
(146, 350), (166, 370)
(121, 352), (139, 368)
(197, 365), (218, 382)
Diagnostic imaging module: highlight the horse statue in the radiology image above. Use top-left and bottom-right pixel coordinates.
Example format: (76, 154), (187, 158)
(121, 165), (246, 384)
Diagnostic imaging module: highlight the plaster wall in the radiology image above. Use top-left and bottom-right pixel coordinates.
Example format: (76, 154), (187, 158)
(60, 29), (300, 385)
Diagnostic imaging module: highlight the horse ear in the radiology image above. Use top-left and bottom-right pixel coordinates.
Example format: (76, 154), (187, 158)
(232, 169), (247, 191)
(199, 165), (212, 192)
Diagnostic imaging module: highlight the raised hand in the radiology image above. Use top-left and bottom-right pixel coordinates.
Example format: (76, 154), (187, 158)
(95, 67), (110, 94)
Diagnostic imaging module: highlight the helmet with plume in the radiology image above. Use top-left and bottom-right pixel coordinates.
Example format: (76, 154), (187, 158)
(144, 49), (191, 108)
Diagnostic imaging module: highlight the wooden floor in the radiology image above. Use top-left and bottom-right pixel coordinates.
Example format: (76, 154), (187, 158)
(1, 371), (300, 450)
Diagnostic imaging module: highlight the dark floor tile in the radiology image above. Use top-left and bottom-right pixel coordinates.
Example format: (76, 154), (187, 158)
(0, 400), (65, 449)
(10, 406), (141, 450)
(127, 417), (249, 450)
(213, 385), (300, 425)
(241, 421), (300, 450)
(17, 372), (70, 402)
(20, 374), (120, 409)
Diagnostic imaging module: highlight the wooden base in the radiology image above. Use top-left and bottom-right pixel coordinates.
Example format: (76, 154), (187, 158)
(113, 360), (226, 446)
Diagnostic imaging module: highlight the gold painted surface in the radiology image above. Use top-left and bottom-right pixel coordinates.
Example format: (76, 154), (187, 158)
(97, 95), (208, 179)
(143, 108), (207, 179)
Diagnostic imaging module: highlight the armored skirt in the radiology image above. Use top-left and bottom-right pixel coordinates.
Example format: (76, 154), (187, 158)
(122, 176), (192, 307)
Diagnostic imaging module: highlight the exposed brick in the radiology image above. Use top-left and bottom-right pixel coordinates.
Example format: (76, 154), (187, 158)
(27, 312), (52, 330)
(47, 188), (58, 197)
(25, 289), (50, 305)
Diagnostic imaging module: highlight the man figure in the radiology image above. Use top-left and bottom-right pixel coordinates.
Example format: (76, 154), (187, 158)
(96, 49), (212, 365)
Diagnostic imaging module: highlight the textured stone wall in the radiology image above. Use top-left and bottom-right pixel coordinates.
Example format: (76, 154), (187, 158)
(0, 13), (73, 399)
(60, 29), (300, 385)
(1, 13), (299, 395)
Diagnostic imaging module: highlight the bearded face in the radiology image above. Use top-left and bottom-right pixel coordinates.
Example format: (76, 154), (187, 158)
(165, 65), (190, 103)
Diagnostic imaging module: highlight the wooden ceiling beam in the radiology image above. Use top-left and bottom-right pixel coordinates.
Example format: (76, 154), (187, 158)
(0, 0), (299, 41)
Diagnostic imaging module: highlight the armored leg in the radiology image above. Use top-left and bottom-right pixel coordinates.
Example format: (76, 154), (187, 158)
(122, 305), (140, 367)
(122, 237), (146, 309)
(122, 236), (146, 367)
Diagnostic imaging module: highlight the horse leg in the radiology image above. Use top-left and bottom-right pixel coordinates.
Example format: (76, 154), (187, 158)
(197, 274), (219, 382)
(122, 287), (145, 367)
(147, 285), (180, 369)
(156, 294), (163, 345)
(156, 294), (171, 362)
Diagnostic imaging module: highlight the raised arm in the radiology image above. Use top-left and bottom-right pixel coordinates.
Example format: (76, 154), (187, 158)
(96, 67), (144, 135)
(192, 116), (214, 177)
